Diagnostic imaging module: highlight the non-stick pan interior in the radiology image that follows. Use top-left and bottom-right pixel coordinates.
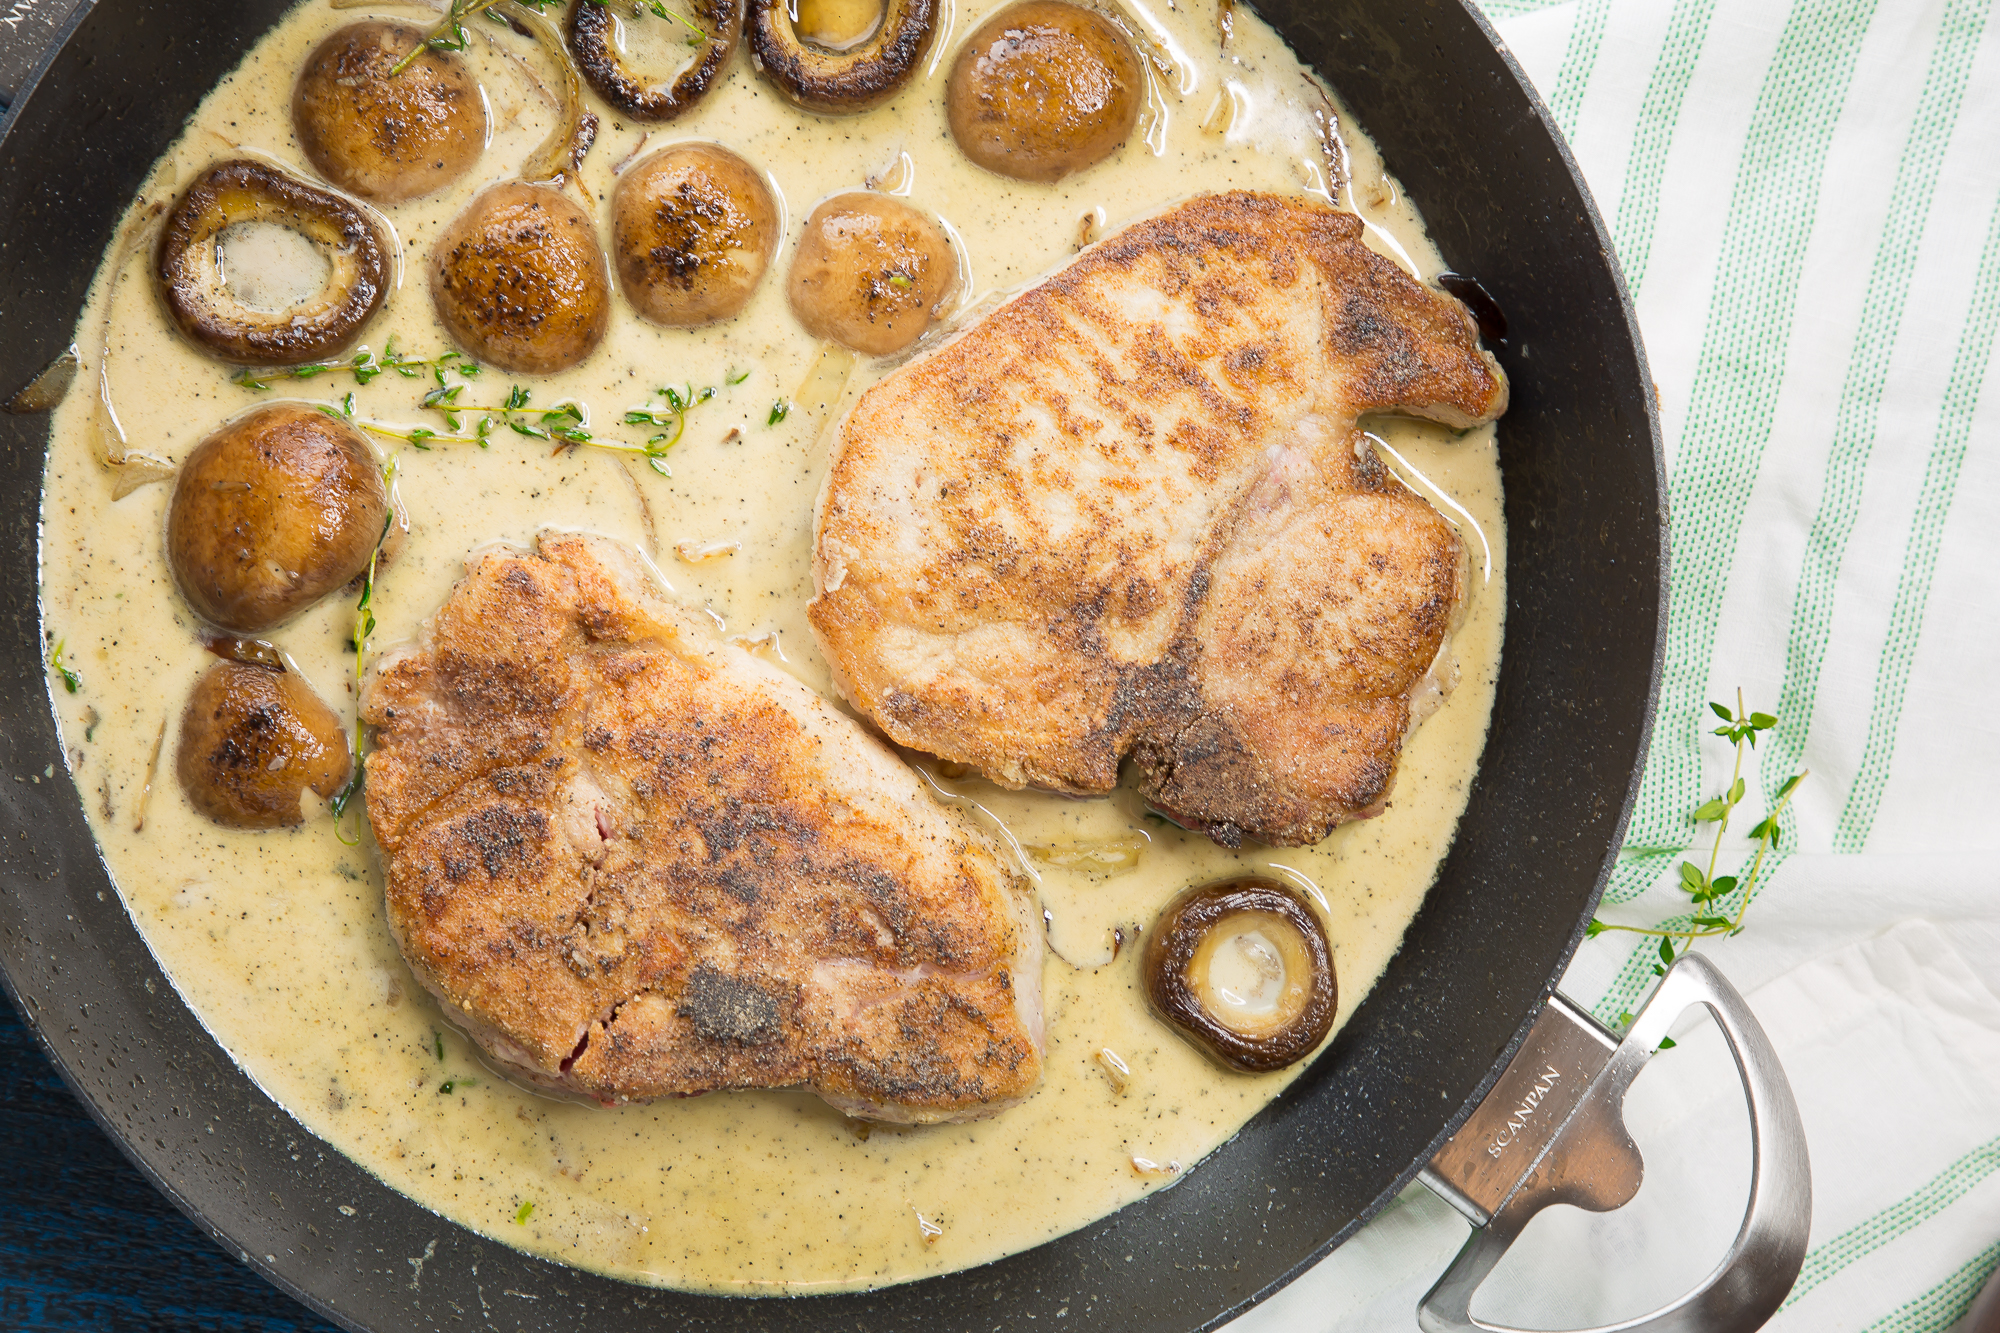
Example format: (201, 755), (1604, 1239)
(0, 1), (1663, 1327)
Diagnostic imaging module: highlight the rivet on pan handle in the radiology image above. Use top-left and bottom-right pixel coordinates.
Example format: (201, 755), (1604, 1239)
(1416, 952), (1812, 1333)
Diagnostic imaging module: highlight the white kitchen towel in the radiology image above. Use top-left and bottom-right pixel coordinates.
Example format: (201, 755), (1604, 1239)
(1228, 0), (2000, 1325)
(1227, 921), (2000, 1330)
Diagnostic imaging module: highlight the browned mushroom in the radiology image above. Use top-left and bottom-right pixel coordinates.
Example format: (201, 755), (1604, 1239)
(612, 142), (779, 326)
(1142, 878), (1336, 1073)
(166, 403), (393, 634)
(746, 0), (938, 114)
(177, 657), (353, 829)
(787, 192), (957, 355)
(293, 21), (488, 204)
(431, 182), (612, 374)
(568, 0), (744, 121)
(946, 0), (1142, 182)
(156, 159), (392, 367)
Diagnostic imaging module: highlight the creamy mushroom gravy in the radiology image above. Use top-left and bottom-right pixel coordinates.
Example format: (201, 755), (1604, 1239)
(38, 0), (1506, 1292)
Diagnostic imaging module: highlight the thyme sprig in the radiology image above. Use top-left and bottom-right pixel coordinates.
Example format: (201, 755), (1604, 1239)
(329, 458), (398, 845)
(232, 340), (480, 392)
(414, 375), (718, 475)
(1589, 690), (1805, 976)
(389, 0), (561, 76)
(582, 0), (709, 45)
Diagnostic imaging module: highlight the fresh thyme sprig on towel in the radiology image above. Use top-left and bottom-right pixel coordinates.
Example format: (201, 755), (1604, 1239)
(1589, 690), (1806, 978)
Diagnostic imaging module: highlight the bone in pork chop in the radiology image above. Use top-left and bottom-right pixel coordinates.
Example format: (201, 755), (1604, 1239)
(363, 532), (1044, 1121)
(810, 191), (1507, 848)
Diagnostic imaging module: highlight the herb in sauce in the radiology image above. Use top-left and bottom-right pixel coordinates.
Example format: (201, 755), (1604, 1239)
(389, 0), (560, 76)
(328, 460), (397, 843)
(230, 339), (479, 391)
(47, 638), (80, 694)
(581, 0), (708, 45)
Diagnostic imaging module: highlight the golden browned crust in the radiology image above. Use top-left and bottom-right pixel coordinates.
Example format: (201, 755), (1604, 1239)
(364, 533), (1042, 1120)
(809, 191), (1505, 847)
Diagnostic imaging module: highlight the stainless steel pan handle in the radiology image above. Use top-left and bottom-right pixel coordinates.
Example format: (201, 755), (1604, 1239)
(1416, 952), (1811, 1333)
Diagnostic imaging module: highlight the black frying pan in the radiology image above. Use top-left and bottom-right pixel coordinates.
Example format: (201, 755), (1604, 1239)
(0, 0), (1666, 1326)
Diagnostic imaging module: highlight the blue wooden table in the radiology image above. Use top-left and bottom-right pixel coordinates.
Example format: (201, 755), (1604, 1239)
(0, 996), (339, 1331)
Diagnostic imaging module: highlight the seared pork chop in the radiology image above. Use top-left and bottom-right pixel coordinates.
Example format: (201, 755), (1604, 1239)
(363, 532), (1044, 1122)
(811, 191), (1506, 847)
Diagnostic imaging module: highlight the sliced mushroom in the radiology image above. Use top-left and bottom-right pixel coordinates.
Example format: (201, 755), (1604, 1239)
(747, 0), (938, 114)
(787, 192), (957, 355)
(1142, 878), (1336, 1074)
(156, 159), (392, 367)
(612, 142), (778, 326)
(293, 21), (488, 203)
(166, 403), (392, 634)
(568, 0), (745, 122)
(431, 182), (612, 374)
(177, 658), (352, 829)
(946, 0), (1142, 183)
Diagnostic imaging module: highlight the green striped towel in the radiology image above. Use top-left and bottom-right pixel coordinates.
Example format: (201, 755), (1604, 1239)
(1228, 0), (2000, 1325)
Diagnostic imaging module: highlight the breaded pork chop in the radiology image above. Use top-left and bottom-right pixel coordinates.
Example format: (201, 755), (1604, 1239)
(363, 532), (1043, 1122)
(811, 191), (1506, 848)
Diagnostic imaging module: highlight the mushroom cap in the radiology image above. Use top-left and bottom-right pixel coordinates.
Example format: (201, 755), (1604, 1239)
(946, 0), (1143, 183)
(166, 403), (391, 635)
(612, 143), (779, 327)
(156, 158), (392, 367)
(293, 20), (487, 203)
(1142, 878), (1337, 1074)
(786, 192), (958, 356)
(430, 182), (612, 376)
(176, 658), (352, 829)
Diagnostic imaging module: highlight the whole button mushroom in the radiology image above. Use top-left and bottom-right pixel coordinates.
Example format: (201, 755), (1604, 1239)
(1142, 878), (1337, 1073)
(293, 21), (489, 204)
(612, 143), (779, 327)
(177, 656), (352, 829)
(431, 182), (612, 374)
(156, 159), (392, 367)
(787, 192), (957, 356)
(166, 404), (392, 635)
(946, 0), (1142, 183)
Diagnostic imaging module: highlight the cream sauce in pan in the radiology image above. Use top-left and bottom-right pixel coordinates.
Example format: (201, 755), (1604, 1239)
(37, 0), (1505, 1293)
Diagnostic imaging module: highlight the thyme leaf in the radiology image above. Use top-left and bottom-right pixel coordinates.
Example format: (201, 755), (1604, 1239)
(47, 638), (81, 694)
